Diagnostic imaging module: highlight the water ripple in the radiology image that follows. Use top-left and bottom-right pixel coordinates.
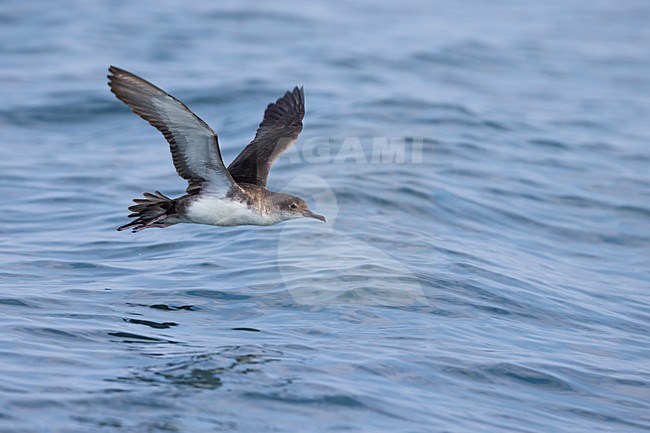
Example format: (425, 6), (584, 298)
(1, 1), (649, 432)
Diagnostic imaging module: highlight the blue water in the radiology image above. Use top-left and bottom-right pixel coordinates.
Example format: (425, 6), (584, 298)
(1, 1), (649, 432)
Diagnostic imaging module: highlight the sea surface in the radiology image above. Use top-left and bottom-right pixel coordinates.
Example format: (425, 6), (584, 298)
(1, 1), (649, 432)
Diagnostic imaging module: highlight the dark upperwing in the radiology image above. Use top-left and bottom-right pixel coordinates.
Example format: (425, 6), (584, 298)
(227, 87), (304, 188)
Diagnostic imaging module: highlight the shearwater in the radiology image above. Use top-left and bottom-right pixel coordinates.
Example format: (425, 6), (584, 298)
(108, 66), (326, 232)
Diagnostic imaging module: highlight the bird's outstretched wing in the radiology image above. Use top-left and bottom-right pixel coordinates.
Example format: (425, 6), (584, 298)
(108, 66), (236, 196)
(228, 87), (304, 187)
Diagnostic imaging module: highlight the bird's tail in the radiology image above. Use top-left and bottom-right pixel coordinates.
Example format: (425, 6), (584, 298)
(118, 191), (178, 232)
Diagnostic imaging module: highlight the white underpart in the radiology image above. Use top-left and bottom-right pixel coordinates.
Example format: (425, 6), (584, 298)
(186, 195), (281, 226)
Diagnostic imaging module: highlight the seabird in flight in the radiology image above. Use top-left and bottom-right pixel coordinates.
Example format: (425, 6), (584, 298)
(107, 66), (325, 232)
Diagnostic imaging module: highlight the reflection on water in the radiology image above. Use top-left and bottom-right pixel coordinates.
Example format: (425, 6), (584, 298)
(116, 347), (283, 390)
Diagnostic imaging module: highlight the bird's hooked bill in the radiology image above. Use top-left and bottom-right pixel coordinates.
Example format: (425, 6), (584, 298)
(303, 210), (326, 222)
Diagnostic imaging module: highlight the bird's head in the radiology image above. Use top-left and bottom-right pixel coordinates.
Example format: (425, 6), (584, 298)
(272, 193), (326, 223)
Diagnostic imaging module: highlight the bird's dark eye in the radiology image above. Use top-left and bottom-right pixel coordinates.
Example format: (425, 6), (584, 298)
(290, 203), (298, 209)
